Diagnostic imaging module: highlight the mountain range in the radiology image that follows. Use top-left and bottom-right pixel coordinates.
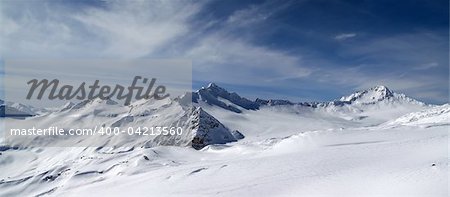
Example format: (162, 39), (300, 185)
(0, 83), (438, 148)
(0, 83), (448, 196)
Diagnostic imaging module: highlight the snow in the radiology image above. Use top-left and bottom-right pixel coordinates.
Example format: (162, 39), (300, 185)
(340, 85), (394, 103)
(0, 84), (448, 196)
(0, 99), (57, 117)
(1, 124), (445, 196)
(337, 85), (424, 107)
(190, 107), (240, 149)
(386, 104), (450, 127)
(193, 83), (259, 113)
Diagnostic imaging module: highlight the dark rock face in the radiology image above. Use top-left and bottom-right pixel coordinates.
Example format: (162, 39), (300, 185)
(192, 83), (259, 113)
(255, 98), (293, 106)
(189, 107), (243, 150)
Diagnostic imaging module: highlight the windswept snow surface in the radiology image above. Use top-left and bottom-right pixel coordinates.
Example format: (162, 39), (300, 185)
(386, 104), (450, 127)
(0, 85), (448, 196)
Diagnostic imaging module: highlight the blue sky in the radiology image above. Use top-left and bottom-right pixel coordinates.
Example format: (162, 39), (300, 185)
(1, 0), (448, 104)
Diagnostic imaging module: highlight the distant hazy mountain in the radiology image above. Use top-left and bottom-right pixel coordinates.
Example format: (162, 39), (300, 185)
(0, 99), (36, 118)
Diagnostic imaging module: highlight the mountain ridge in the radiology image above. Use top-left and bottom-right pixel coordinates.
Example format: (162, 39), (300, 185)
(0, 83), (430, 116)
(191, 83), (427, 112)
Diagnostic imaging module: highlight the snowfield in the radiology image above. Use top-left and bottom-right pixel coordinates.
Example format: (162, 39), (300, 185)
(0, 84), (448, 196)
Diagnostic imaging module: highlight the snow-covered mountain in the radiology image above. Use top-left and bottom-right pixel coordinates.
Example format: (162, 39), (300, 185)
(0, 99), (37, 118)
(194, 83), (425, 111)
(0, 83), (447, 197)
(1, 83), (432, 145)
(190, 107), (243, 149)
(340, 85), (394, 103)
(315, 85), (428, 124)
(338, 85), (424, 105)
(192, 83), (259, 113)
(255, 85), (425, 108)
(4, 97), (240, 149)
(192, 84), (429, 130)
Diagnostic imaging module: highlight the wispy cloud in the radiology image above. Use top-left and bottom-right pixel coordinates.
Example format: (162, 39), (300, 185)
(0, 0), (447, 104)
(334, 33), (357, 41)
(226, 0), (294, 27)
(185, 33), (311, 83)
(414, 62), (439, 70)
(73, 1), (205, 58)
(1, 1), (203, 58)
(1, 0), (309, 88)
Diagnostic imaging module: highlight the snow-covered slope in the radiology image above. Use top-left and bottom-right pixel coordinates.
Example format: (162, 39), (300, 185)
(0, 115), (446, 197)
(4, 97), (240, 149)
(386, 104), (449, 127)
(0, 83), (447, 197)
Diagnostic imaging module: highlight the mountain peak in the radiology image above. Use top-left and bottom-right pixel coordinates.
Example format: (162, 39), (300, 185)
(203, 82), (227, 93)
(373, 85), (388, 89)
(371, 85), (393, 96)
(340, 85), (390, 103)
(206, 82), (219, 88)
(70, 97), (118, 111)
(339, 85), (397, 104)
(193, 83), (259, 113)
(190, 107), (242, 149)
